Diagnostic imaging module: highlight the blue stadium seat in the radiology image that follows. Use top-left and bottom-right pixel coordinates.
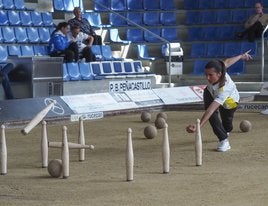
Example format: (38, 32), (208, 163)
(31, 11), (43, 26)
(137, 44), (158, 60)
(94, 0), (110, 12)
(0, 45), (8, 62)
(27, 27), (40, 43)
(143, 12), (161, 26)
(245, 0), (259, 7)
(199, 0), (215, 9)
(127, 12), (143, 26)
(33, 45), (48, 56)
(160, 0), (176, 10)
(38, 27), (50, 43)
(228, 60), (245, 75)
(0, 10), (8, 26)
(207, 43), (224, 57)
(203, 27), (218, 41)
(123, 61), (136, 74)
(2, 27), (16, 43)
(41, 12), (54, 26)
(186, 11), (201, 25)
(191, 43), (206, 58)
(144, 28), (161, 42)
(127, 0), (143, 10)
(14, 27), (28, 43)
(7, 11), (21, 26)
(161, 28), (178, 42)
(224, 42), (242, 57)
(53, 0), (64, 11)
(229, 0), (245, 8)
(101, 45), (124, 61)
(216, 26), (235, 41)
(62, 63), (70, 81)
(109, 13), (127, 27)
(193, 60), (208, 75)
(160, 12), (176, 26)
(91, 45), (103, 60)
(3, 0), (15, 9)
(183, 0), (199, 9)
(90, 62), (104, 78)
(214, 0), (230, 8)
(241, 42), (257, 56)
(216, 10), (232, 24)
(20, 11), (32, 26)
(63, 0), (75, 11)
(109, 28), (131, 44)
(79, 62), (94, 80)
(66, 62), (81, 80)
(188, 27), (204, 41)
(101, 61), (114, 76)
(14, 0), (25, 10)
(200, 11), (217, 24)
(143, 0), (160, 10)
(126, 28), (144, 43)
(83, 12), (111, 29)
(113, 61), (124, 73)
(232, 10), (249, 23)
(0, 1), (3, 9)
(8, 45), (21, 56)
(20, 45), (34, 56)
(111, 0), (127, 11)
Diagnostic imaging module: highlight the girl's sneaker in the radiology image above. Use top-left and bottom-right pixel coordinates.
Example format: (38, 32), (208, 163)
(217, 139), (231, 152)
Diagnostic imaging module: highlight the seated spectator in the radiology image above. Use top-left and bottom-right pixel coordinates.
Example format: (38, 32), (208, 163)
(48, 22), (79, 62)
(237, 2), (268, 42)
(68, 7), (102, 45)
(67, 24), (95, 62)
(0, 63), (15, 99)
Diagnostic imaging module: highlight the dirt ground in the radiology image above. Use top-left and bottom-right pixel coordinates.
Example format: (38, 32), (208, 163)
(0, 110), (267, 206)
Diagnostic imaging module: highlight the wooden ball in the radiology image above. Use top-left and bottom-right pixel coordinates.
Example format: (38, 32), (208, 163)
(48, 159), (62, 178)
(156, 112), (168, 121)
(141, 111), (151, 122)
(144, 125), (157, 139)
(239, 120), (252, 132)
(155, 117), (166, 129)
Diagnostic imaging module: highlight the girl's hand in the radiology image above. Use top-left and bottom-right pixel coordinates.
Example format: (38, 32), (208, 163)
(241, 50), (253, 61)
(186, 124), (196, 133)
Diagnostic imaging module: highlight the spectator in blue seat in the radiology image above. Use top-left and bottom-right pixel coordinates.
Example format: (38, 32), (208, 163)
(68, 7), (102, 45)
(236, 2), (268, 42)
(49, 22), (79, 62)
(0, 63), (15, 99)
(67, 24), (95, 62)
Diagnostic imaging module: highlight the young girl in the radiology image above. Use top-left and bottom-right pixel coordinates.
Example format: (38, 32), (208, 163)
(49, 22), (79, 62)
(186, 51), (252, 152)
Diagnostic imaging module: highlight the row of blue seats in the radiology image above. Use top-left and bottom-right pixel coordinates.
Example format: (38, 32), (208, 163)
(191, 42), (257, 58)
(0, 0), (27, 10)
(186, 9), (253, 25)
(125, 27), (178, 43)
(107, 11), (176, 27)
(91, 45), (123, 61)
(188, 26), (244, 41)
(193, 60), (245, 75)
(63, 61), (153, 81)
(54, 0), (176, 12)
(0, 45), (48, 62)
(184, 0), (267, 10)
(0, 26), (52, 44)
(0, 10), (54, 27)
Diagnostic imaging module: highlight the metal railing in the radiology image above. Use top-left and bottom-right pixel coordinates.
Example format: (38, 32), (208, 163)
(261, 24), (268, 82)
(89, 0), (174, 87)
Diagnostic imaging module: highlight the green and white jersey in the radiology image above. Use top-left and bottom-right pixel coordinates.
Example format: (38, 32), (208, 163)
(206, 73), (240, 109)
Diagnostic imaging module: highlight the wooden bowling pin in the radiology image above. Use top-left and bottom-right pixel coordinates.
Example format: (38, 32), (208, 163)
(78, 117), (85, 161)
(41, 121), (48, 168)
(126, 128), (134, 181)
(162, 123), (170, 174)
(1, 125), (7, 175)
(48, 141), (94, 149)
(61, 126), (69, 179)
(195, 119), (202, 166)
